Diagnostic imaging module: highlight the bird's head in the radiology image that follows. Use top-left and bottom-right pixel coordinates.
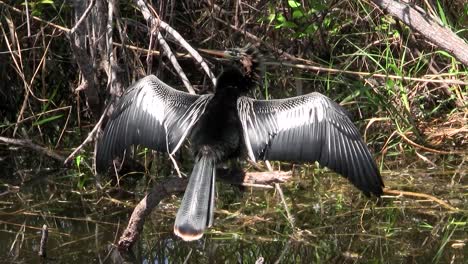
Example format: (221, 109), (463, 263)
(216, 45), (264, 95)
(223, 45), (263, 85)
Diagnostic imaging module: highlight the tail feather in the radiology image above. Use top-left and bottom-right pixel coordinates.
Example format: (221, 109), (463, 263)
(174, 155), (216, 241)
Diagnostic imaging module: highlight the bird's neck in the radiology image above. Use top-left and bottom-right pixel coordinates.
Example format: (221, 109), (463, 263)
(214, 85), (243, 103)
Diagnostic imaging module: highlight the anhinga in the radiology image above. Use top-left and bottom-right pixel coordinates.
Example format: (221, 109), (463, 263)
(95, 48), (384, 241)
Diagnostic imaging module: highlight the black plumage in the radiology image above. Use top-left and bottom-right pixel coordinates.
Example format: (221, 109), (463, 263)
(96, 50), (384, 241)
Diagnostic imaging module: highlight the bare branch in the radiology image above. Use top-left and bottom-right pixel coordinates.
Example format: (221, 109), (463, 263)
(69, 0), (95, 35)
(134, 0), (195, 93)
(134, 0), (216, 89)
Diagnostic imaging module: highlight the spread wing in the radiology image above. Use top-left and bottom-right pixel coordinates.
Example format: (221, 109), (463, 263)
(237, 92), (383, 196)
(96, 75), (213, 173)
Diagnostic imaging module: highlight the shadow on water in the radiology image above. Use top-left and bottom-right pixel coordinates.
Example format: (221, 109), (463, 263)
(0, 148), (466, 263)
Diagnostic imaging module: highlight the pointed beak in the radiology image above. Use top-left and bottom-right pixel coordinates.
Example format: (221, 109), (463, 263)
(198, 48), (241, 60)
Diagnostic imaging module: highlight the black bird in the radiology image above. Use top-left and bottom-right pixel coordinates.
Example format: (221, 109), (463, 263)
(95, 49), (384, 241)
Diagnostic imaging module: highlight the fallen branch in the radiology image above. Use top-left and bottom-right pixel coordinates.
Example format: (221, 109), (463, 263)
(372, 0), (468, 66)
(117, 169), (292, 251)
(0, 136), (65, 162)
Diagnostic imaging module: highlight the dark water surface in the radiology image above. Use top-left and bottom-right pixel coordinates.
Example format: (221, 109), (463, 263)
(0, 151), (466, 263)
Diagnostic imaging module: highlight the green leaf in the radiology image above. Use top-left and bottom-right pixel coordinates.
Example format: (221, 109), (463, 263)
(305, 24), (318, 34)
(32, 114), (63, 126)
(292, 10), (304, 19)
(276, 14), (286, 23)
(436, 0), (448, 26)
(288, 0), (300, 8)
(75, 155), (82, 168)
(276, 21), (297, 29)
(386, 79), (395, 89)
(268, 13), (276, 23)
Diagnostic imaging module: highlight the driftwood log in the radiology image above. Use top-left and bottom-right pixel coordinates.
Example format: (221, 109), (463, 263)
(372, 0), (468, 66)
(117, 169), (292, 251)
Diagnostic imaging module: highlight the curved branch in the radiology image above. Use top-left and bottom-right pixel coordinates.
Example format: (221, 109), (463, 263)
(117, 170), (292, 251)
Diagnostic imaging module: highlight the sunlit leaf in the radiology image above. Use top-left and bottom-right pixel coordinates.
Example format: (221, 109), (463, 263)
(276, 14), (286, 23)
(288, 0), (300, 8)
(75, 155), (82, 167)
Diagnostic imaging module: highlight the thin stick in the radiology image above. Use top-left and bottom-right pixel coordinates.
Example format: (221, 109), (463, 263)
(38, 224), (48, 258)
(157, 31), (195, 94)
(69, 0), (95, 35)
(0, 0), (70, 32)
(270, 61), (468, 86)
(134, 0), (200, 93)
(240, 183), (274, 189)
(383, 188), (459, 211)
(275, 183), (295, 229)
(63, 105), (109, 166)
(118, 43), (466, 86)
(145, 1), (216, 85)
(24, 0), (30, 36)
(397, 132), (466, 155)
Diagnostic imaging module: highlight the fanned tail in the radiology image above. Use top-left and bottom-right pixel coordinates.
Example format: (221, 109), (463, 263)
(174, 154), (216, 241)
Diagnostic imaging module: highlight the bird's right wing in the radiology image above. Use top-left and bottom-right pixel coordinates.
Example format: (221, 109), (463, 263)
(96, 75), (213, 173)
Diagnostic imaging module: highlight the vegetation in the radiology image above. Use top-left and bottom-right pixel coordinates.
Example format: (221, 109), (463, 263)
(0, 0), (466, 262)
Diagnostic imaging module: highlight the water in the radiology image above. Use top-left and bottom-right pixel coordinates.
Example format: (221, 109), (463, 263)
(0, 150), (466, 263)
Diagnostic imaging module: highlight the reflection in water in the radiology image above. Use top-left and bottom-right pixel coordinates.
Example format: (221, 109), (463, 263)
(0, 151), (466, 263)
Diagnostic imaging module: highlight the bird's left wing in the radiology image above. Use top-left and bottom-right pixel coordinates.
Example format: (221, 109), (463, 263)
(237, 92), (383, 196)
(96, 75), (213, 173)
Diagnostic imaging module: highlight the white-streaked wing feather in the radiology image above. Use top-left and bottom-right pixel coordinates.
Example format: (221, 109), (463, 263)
(96, 75), (213, 172)
(237, 92), (383, 196)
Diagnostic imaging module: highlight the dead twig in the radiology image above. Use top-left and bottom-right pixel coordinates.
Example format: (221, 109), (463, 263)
(134, 0), (214, 93)
(136, 0), (195, 93)
(272, 61), (468, 86)
(0, 1), (70, 32)
(38, 224), (48, 258)
(275, 183), (295, 229)
(69, 0), (95, 35)
(383, 188), (460, 211)
(397, 132), (466, 155)
(63, 105), (109, 166)
(116, 42), (467, 86)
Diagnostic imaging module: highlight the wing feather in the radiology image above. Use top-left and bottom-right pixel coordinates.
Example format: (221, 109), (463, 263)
(237, 92), (383, 196)
(96, 75), (213, 173)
